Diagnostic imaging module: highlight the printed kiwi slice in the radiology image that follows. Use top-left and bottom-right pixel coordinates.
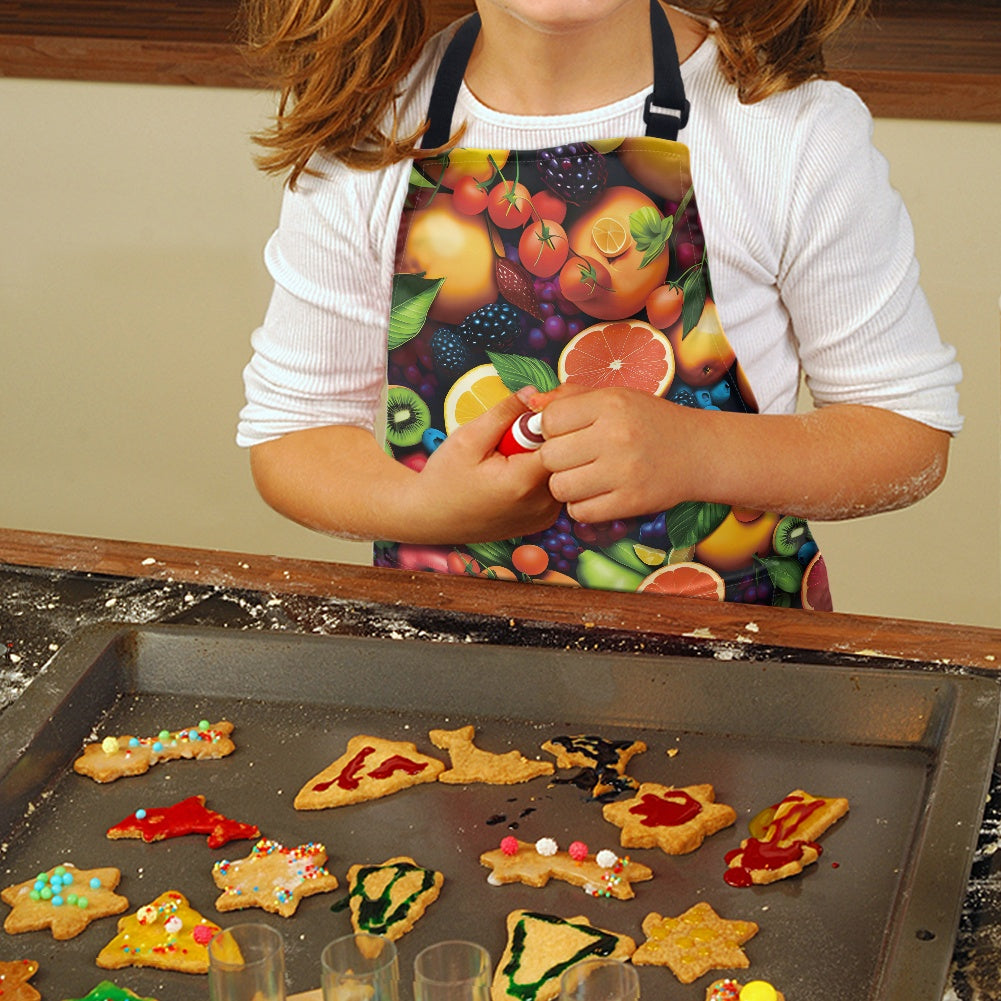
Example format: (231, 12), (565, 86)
(772, 516), (808, 556)
(385, 385), (431, 448)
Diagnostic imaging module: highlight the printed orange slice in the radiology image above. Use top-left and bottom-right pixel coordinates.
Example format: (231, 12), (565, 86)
(557, 320), (675, 396)
(637, 562), (726, 600)
(443, 363), (512, 434)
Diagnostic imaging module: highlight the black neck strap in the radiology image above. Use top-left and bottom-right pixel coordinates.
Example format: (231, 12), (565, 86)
(421, 0), (689, 150)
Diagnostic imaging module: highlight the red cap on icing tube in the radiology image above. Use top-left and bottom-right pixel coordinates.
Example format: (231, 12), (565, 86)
(498, 411), (545, 456)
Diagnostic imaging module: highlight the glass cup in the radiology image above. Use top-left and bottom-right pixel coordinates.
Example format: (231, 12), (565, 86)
(558, 958), (640, 1001)
(413, 940), (492, 1001)
(321, 932), (400, 1001)
(208, 922), (286, 1001)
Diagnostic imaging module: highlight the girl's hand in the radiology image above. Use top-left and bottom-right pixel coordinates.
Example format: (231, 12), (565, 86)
(410, 388), (561, 542)
(533, 384), (700, 523)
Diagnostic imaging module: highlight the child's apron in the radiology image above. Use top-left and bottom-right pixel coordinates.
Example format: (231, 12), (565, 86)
(377, 2), (832, 611)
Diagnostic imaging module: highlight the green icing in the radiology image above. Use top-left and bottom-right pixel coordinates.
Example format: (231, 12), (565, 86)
(349, 861), (437, 935)
(65, 982), (157, 1001)
(502, 912), (622, 1001)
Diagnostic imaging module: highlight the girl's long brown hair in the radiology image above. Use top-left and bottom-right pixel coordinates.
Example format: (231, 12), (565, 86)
(247, 0), (869, 185)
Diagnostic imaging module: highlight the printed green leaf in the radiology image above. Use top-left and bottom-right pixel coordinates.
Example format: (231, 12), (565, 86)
(488, 352), (559, 393)
(755, 555), (805, 594)
(680, 256), (708, 337)
(629, 207), (673, 269)
(388, 273), (444, 350)
(664, 501), (730, 549)
(409, 166), (438, 189)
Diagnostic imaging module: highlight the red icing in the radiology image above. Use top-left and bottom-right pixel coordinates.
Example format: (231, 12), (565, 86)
(368, 754), (428, 780)
(313, 746), (375, 792)
(629, 789), (702, 827)
(106, 795), (259, 849)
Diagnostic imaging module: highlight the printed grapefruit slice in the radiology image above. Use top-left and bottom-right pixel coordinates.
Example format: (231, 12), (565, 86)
(800, 551), (833, 611)
(637, 561), (725, 600)
(557, 319), (675, 396)
(443, 362), (511, 434)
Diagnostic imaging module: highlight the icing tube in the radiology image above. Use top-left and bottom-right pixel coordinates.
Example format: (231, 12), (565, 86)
(498, 411), (545, 456)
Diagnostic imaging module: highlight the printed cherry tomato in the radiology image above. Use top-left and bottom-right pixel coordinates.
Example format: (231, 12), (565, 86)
(452, 174), (489, 215)
(645, 283), (684, 329)
(558, 254), (612, 304)
(488, 180), (533, 228)
(518, 219), (570, 278)
(531, 189), (567, 225)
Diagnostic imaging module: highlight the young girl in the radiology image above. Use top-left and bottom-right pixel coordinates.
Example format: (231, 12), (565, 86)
(237, 0), (961, 608)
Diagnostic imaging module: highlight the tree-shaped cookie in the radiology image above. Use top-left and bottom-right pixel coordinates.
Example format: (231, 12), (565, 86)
(64, 984), (157, 1001)
(602, 782), (736, 854)
(346, 856), (442, 942)
(493, 910), (636, 1001)
(294, 735), (445, 809)
(430, 725), (554, 784)
(631, 902), (758, 983)
(2, 864), (128, 940)
(0, 959), (40, 1001)
(96, 890), (221, 974)
(213, 838), (340, 917)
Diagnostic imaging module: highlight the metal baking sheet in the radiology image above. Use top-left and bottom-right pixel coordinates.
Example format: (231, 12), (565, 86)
(1, 622), (999, 1000)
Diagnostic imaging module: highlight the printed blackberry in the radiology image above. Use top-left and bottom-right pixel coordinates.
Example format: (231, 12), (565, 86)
(430, 327), (477, 376)
(458, 302), (521, 351)
(538, 144), (608, 205)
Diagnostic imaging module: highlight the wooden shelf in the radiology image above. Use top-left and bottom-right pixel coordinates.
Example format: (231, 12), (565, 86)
(1, 0), (999, 121)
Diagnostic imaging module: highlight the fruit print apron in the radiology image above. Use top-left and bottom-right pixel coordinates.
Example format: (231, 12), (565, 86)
(378, 1), (832, 611)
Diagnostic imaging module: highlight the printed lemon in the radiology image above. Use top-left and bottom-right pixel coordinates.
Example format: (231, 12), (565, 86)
(443, 363), (512, 434)
(590, 216), (629, 257)
(637, 561), (726, 600)
(557, 319), (675, 396)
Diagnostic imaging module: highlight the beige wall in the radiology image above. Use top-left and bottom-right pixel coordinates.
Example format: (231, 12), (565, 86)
(2, 77), (999, 626)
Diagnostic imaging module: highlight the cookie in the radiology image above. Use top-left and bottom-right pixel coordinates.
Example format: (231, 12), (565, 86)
(0, 959), (40, 1001)
(724, 788), (850, 886)
(480, 837), (652, 900)
(346, 856), (442, 942)
(2, 864), (128, 940)
(95, 890), (220, 974)
(64, 984), (158, 1001)
(213, 838), (340, 917)
(631, 902), (759, 984)
(73, 720), (235, 783)
(541, 735), (646, 798)
(294, 735), (445, 810)
(602, 782), (736, 854)
(106, 795), (259, 849)
(430, 725), (554, 784)
(492, 910), (635, 1001)
(706, 978), (785, 1001)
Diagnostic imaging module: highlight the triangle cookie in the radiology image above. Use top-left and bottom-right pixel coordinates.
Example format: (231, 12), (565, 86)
(346, 855), (442, 942)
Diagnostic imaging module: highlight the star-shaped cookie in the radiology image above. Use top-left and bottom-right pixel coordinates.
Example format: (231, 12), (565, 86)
(631, 902), (759, 983)
(213, 838), (340, 917)
(294, 735), (445, 810)
(346, 856), (442, 941)
(480, 838), (652, 900)
(493, 910), (636, 1001)
(73, 720), (235, 783)
(2, 864), (129, 940)
(106, 795), (260, 849)
(602, 782), (736, 854)
(430, 725), (554, 784)
(64, 983), (157, 1001)
(96, 890), (221, 974)
(0, 959), (40, 1001)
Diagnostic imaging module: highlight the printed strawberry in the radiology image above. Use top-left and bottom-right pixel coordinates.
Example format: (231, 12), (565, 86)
(539, 144), (608, 205)
(495, 257), (543, 320)
(458, 302), (522, 351)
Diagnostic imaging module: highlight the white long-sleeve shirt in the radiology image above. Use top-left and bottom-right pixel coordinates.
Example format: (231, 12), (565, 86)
(237, 23), (962, 447)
